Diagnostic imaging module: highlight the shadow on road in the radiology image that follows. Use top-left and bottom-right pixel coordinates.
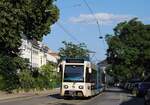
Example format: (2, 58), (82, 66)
(105, 88), (144, 105)
(120, 96), (144, 105)
(105, 88), (128, 94)
(48, 103), (75, 105)
(48, 93), (64, 99)
(48, 93), (90, 100)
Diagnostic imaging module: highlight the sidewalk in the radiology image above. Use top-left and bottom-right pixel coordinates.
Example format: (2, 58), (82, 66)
(0, 88), (59, 101)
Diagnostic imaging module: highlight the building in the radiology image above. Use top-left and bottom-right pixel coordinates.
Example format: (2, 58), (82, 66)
(97, 59), (114, 86)
(20, 35), (59, 68)
(97, 60), (107, 85)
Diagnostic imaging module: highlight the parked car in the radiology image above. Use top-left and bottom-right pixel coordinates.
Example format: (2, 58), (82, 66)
(124, 82), (130, 90)
(132, 77), (150, 97)
(128, 79), (141, 91)
(144, 88), (150, 105)
(124, 80), (140, 92)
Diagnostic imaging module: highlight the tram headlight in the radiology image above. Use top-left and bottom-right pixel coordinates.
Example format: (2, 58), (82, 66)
(79, 85), (84, 89)
(64, 85), (68, 89)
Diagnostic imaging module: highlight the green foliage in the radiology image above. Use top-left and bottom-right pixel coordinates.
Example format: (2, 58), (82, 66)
(0, 55), (59, 92)
(0, 0), (59, 55)
(18, 69), (34, 91)
(0, 74), (5, 90)
(59, 41), (90, 59)
(106, 18), (150, 81)
(40, 62), (60, 88)
(0, 55), (29, 91)
(0, 0), (59, 92)
(17, 62), (59, 91)
(0, 0), (59, 44)
(18, 0), (59, 41)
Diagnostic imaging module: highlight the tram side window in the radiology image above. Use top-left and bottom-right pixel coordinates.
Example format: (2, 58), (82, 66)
(86, 67), (91, 82)
(101, 73), (106, 84)
(91, 70), (97, 83)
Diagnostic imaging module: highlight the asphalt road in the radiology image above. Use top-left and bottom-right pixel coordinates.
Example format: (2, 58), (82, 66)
(0, 88), (144, 105)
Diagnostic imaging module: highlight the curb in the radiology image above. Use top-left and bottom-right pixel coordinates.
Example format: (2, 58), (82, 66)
(0, 88), (59, 102)
(0, 93), (47, 103)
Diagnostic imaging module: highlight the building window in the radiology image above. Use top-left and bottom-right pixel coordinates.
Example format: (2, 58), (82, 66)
(41, 56), (42, 65)
(32, 50), (38, 55)
(24, 45), (26, 50)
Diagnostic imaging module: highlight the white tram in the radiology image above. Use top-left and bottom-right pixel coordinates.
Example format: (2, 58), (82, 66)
(58, 58), (104, 97)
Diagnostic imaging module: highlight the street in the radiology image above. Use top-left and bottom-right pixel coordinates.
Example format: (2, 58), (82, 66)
(0, 88), (144, 105)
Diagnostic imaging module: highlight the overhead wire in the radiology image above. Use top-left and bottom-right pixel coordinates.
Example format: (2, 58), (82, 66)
(83, 0), (101, 37)
(45, 9), (80, 44)
(46, 2), (101, 61)
(56, 22), (80, 43)
(83, 0), (104, 62)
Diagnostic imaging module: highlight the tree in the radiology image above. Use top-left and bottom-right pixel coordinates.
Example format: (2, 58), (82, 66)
(59, 41), (90, 59)
(19, 0), (59, 41)
(0, 0), (59, 91)
(106, 18), (150, 81)
(0, 0), (59, 56)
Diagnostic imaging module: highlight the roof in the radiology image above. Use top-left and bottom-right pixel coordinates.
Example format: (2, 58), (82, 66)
(61, 57), (90, 61)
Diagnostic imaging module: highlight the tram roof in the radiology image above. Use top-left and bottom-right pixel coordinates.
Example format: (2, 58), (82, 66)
(61, 57), (90, 63)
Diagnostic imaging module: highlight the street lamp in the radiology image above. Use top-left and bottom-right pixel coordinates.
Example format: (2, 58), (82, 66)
(99, 36), (103, 39)
(98, 35), (107, 52)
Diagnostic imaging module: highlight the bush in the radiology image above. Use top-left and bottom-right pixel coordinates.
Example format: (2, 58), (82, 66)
(0, 55), (20, 92)
(18, 62), (60, 91)
(18, 69), (34, 92)
(0, 75), (5, 90)
(40, 62), (60, 89)
(0, 54), (60, 92)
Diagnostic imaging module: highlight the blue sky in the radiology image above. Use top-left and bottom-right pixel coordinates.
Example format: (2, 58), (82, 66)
(43, 0), (150, 62)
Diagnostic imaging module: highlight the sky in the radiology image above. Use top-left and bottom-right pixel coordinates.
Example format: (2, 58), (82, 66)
(43, 0), (150, 63)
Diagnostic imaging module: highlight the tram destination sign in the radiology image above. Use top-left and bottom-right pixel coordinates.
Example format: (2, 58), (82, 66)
(66, 58), (84, 63)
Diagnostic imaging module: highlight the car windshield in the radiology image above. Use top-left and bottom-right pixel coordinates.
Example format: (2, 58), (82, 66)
(64, 65), (84, 82)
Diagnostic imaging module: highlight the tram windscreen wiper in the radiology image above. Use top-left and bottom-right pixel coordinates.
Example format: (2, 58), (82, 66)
(64, 65), (84, 82)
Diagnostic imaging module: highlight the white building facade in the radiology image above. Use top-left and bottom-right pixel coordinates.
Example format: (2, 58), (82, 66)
(20, 36), (59, 68)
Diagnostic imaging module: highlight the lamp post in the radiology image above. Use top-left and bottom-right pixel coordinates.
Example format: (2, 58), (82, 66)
(98, 35), (107, 56)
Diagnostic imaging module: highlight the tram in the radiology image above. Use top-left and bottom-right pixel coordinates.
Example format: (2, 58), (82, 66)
(57, 58), (104, 97)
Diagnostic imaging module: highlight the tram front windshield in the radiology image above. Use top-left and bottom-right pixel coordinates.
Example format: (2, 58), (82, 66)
(64, 65), (84, 82)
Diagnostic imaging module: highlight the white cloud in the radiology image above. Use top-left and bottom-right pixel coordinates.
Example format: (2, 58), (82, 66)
(69, 13), (134, 25)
